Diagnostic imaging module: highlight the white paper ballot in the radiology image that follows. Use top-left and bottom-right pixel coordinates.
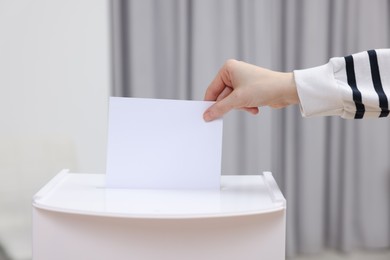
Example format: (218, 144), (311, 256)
(106, 97), (223, 189)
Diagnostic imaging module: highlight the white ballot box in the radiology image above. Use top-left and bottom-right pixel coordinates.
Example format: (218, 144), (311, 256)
(32, 170), (286, 260)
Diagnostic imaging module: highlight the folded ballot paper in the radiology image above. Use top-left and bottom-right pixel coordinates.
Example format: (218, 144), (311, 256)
(106, 97), (223, 190)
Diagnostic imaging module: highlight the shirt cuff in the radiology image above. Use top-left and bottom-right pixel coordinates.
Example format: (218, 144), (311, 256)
(294, 62), (344, 117)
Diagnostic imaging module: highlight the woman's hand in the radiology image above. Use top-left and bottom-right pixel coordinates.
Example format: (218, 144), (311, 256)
(203, 59), (299, 121)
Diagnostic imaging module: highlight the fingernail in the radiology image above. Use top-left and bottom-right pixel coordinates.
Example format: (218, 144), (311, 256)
(203, 111), (213, 122)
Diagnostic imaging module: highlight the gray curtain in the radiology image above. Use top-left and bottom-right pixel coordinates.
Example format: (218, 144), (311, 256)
(110, 0), (390, 257)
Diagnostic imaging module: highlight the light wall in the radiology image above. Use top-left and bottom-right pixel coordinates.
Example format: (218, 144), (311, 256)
(0, 0), (110, 258)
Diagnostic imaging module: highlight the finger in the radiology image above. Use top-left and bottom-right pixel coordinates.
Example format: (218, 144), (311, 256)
(203, 92), (238, 122)
(240, 107), (259, 115)
(204, 73), (226, 101)
(216, 87), (233, 101)
(204, 63), (233, 101)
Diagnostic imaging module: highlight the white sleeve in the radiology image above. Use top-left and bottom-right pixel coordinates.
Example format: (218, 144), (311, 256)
(294, 49), (390, 119)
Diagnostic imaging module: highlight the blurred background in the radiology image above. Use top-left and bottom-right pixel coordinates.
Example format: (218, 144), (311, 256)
(0, 0), (390, 259)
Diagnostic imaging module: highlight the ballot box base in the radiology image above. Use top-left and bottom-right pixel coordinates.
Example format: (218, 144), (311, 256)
(32, 170), (286, 260)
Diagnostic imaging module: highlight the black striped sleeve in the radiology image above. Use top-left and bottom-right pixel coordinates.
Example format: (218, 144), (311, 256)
(344, 55), (365, 119)
(367, 49), (389, 117)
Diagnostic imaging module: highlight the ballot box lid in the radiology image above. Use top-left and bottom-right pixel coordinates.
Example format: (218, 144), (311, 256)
(33, 170), (285, 219)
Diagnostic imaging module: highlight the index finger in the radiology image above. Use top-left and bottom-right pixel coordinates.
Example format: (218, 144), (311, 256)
(204, 64), (232, 101)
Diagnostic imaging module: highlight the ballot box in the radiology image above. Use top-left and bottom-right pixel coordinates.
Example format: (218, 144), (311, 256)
(32, 169), (286, 260)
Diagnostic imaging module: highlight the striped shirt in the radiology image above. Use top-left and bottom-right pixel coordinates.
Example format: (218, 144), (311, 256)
(294, 49), (390, 119)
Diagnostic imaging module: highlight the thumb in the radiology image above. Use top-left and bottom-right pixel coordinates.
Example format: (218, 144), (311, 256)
(203, 93), (237, 122)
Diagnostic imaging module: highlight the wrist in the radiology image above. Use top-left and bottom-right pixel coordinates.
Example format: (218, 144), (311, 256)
(282, 72), (299, 106)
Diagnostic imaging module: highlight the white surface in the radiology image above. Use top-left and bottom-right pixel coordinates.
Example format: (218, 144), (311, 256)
(32, 171), (286, 260)
(0, 1), (110, 259)
(33, 207), (286, 260)
(106, 97), (223, 189)
(0, 0), (110, 173)
(33, 171), (285, 219)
